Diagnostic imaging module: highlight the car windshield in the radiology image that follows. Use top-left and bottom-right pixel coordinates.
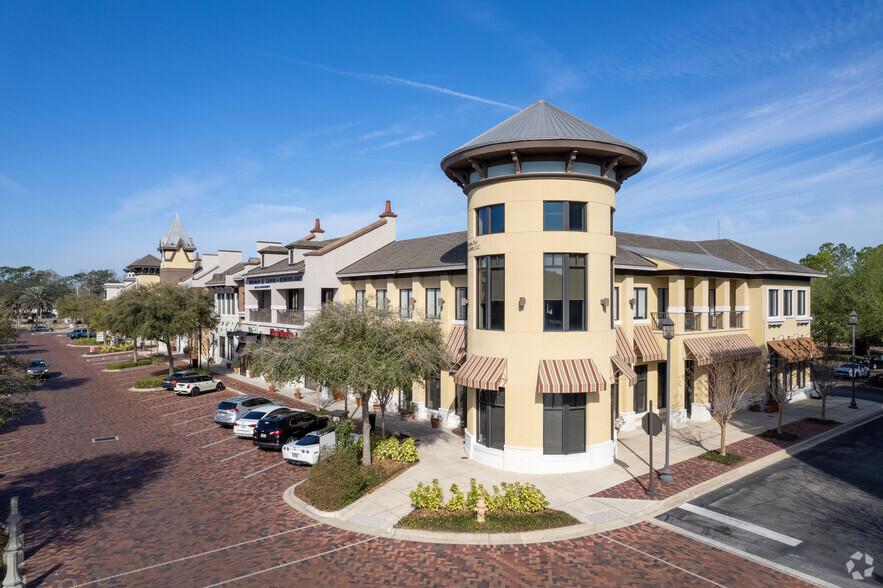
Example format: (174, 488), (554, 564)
(217, 402), (237, 410)
(295, 436), (320, 446)
(29, 360), (46, 367)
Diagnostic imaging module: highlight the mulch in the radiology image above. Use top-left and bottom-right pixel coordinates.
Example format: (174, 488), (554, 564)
(591, 417), (838, 501)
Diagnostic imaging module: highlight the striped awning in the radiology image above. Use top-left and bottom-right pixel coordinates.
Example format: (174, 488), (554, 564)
(615, 326), (636, 364)
(634, 325), (665, 362)
(686, 334), (762, 366)
(453, 355), (507, 390)
(537, 359), (607, 394)
(610, 355), (638, 386)
(797, 337), (824, 359)
(444, 325), (467, 370)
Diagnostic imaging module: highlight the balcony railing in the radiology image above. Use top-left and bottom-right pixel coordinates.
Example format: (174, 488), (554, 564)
(249, 308), (271, 323)
(651, 312), (669, 330)
(684, 312), (702, 332)
(277, 309), (304, 326)
(708, 311), (724, 330)
(730, 311), (743, 328)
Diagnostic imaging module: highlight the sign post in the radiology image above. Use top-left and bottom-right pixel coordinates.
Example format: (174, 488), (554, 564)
(642, 400), (663, 497)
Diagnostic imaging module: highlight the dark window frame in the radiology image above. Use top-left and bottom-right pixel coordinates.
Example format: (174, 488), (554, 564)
(477, 388), (505, 450)
(455, 287), (467, 321)
(476, 204), (505, 235)
(634, 365), (648, 413)
(543, 201), (587, 231)
(477, 255), (505, 331)
(542, 393), (586, 455)
(543, 253), (587, 332)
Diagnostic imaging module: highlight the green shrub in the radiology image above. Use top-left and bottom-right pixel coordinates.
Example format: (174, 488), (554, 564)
(106, 355), (165, 370)
(698, 450), (746, 466)
(398, 437), (418, 462)
(72, 337), (99, 346)
(409, 479), (444, 511)
(445, 483), (469, 512)
(134, 376), (165, 388)
(371, 435), (419, 463)
(465, 478), (490, 510)
(301, 449), (367, 511)
(493, 482), (549, 513)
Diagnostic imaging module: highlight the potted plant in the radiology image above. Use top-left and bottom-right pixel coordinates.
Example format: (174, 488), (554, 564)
(226, 360), (232, 369)
(398, 401), (416, 421)
(331, 385), (345, 401)
(429, 409), (440, 429)
(233, 359), (241, 374)
(182, 345), (193, 359)
(356, 396), (362, 407)
(294, 385), (303, 400)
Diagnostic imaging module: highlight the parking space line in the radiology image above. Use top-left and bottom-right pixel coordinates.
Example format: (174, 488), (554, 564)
(243, 460), (285, 479)
(142, 394), (169, 401)
(154, 397), (198, 408)
(202, 537), (377, 588)
(69, 524), (320, 588)
(0, 467), (23, 475)
(171, 414), (214, 426)
(185, 426), (220, 437)
(598, 533), (725, 587)
(676, 503), (803, 546)
(220, 447), (258, 462)
(0, 439), (19, 445)
(0, 452), (22, 459)
(162, 403), (218, 417)
(201, 436), (241, 449)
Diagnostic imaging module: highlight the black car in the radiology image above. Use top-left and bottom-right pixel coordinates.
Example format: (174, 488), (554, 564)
(161, 370), (199, 390)
(253, 412), (328, 450)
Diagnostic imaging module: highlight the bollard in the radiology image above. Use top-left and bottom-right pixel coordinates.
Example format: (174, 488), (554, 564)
(3, 496), (25, 588)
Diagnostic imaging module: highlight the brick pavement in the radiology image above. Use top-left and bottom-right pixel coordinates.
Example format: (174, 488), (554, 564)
(0, 333), (815, 587)
(591, 418), (837, 501)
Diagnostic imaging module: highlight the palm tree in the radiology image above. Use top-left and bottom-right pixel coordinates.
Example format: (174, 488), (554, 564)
(19, 286), (55, 321)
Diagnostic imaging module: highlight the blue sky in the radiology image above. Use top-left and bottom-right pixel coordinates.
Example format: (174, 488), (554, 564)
(2, 1), (882, 275)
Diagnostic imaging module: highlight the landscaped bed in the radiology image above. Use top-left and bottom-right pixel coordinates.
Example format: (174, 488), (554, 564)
(698, 450), (746, 466)
(398, 508), (579, 533)
(86, 342), (134, 354)
(106, 355), (166, 370)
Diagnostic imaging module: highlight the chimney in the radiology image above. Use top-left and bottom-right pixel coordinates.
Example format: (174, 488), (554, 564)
(379, 200), (397, 218)
(310, 219), (325, 235)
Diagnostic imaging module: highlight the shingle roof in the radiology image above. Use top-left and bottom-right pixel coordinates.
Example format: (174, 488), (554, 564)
(158, 214), (196, 251)
(304, 219), (388, 257)
(245, 259), (305, 277)
(614, 247), (656, 269)
(125, 254), (161, 270)
(258, 245), (288, 254)
(697, 239), (825, 276)
(338, 232), (467, 276)
(616, 232), (707, 254)
(622, 247), (753, 273)
(205, 261), (248, 285)
(285, 239), (338, 250)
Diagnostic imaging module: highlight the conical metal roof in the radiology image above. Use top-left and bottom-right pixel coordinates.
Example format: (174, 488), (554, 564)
(158, 214), (196, 251)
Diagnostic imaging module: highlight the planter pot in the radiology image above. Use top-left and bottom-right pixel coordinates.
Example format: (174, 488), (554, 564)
(268, 384), (275, 393)
(294, 392), (302, 400)
(430, 418), (440, 429)
(234, 368), (240, 375)
(459, 426), (465, 438)
(374, 405), (383, 414)
(355, 398), (362, 407)
(332, 393), (345, 401)
(749, 404), (761, 412)
(765, 403), (779, 413)
(226, 362), (232, 369)
(400, 413), (414, 421)
(263, 376), (269, 382)
(246, 370), (252, 378)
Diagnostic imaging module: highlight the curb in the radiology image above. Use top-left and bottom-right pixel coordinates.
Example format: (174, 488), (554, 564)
(127, 387), (164, 392)
(281, 410), (882, 546)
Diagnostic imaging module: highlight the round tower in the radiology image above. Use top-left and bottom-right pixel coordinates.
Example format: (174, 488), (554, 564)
(441, 101), (646, 473)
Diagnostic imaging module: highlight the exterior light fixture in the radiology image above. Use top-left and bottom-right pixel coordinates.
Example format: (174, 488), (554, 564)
(518, 297), (526, 311)
(600, 297), (610, 311)
(659, 315), (675, 484)
(849, 310), (858, 409)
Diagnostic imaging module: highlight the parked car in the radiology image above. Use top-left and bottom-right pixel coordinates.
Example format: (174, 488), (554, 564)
(865, 354), (883, 370)
(162, 370), (199, 390)
(26, 358), (49, 377)
(214, 395), (283, 427)
(28, 325), (52, 333)
(67, 328), (96, 339)
(233, 406), (293, 438)
(173, 374), (225, 397)
(833, 363), (870, 378)
(253, 412), (328, 450)
(282, 425), (344, 465)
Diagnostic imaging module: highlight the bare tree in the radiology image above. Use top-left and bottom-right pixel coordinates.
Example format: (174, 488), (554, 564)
(810, 359), (839, 420)
(374, 389), (394, 436)
(706, 355), (762, 456)
(767, 364), (797, 434)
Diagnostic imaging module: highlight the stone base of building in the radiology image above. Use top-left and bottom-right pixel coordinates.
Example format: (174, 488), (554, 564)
(691, 403), (712, 422)
(464, 433), (614, 474)
(670, 409), (688, 429)
(619, 411), (637, 431)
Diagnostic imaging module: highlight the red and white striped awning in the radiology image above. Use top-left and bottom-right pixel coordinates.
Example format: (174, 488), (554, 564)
(537, 359), (607, 394)
(685, 334), (761, 366)
(453, 355), (507, 390)
(610, 355), (638, 386)
(444, 325), (467, 371)
(615, 326), (636, 364)
(634, 325), (665, 362)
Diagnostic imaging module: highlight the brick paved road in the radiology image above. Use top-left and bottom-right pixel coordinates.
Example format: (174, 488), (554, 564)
(1, 334), (814, 587)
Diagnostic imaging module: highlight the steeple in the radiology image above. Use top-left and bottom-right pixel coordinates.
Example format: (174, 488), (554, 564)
(158, 214), (196, 252)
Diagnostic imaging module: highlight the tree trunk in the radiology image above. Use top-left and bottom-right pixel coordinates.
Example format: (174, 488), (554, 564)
(361, 398), (371, 465)
(132, 336), (138, 362)
(165, 336), (175, 375)
(777, 405), (784, 434)
(720, 420), (727, 456)
(821, 395), (827, 420)
(380, 407), (386, 437)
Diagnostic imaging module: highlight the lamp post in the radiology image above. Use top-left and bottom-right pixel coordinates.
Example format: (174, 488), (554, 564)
(849, 310), (858, 409)
(659, 316), (675, 483)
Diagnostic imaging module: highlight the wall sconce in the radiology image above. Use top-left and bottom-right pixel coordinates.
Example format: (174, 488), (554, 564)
(628, 297), (636, 308)
(409, 297), (416, 307)
(460, 297), (469, 306)
(600, 298), (610, 311)
(518, 297), (526, 311)
(438, 298), (445, 310)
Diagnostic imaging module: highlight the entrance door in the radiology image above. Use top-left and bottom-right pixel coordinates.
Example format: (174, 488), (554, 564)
(684, 360), (694, 417)
(633, 365), (648, 413)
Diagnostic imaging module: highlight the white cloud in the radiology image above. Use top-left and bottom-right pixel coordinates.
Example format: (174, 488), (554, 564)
(0, 174), (25, 193)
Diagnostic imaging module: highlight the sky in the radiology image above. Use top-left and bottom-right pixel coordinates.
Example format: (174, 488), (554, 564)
(2, 1), (882, 276)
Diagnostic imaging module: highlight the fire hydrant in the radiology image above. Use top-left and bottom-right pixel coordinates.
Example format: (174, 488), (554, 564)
(474, 497), (488, 523)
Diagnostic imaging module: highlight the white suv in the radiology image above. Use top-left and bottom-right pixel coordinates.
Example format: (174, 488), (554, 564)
(174, 374), (225, 396)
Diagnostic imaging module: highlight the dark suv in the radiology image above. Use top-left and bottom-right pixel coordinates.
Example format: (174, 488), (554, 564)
(161, 371), (199, 390)
(253, 412), (328, 450)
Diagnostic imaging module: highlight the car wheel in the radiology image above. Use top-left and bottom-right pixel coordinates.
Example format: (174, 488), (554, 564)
(216, 382), (224, 391)
(191, 387), (200, 397)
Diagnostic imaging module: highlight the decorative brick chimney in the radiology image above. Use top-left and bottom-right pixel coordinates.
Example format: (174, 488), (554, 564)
(310, 219), (325, 235)
(379, 200), (397, 218)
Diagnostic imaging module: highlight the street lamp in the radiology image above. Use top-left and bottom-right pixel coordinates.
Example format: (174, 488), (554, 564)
(659, 316), (675, 483)
(849, 310), (858, 409)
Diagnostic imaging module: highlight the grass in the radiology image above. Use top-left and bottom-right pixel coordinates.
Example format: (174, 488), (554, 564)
(134, 376), (166, 389)
(295, 457), (414, 512)
(761, 429), (800, 441)
(805, 417), (840, 426)
(698, 450), (746, 466)
(71, 337), (99, 345)
(397, 508), (579, 533)
(106, 355), (166, 370)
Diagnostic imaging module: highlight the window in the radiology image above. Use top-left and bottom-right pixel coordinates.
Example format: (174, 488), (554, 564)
(768, 289), (779, 318)
(426, 374), (441, 409)
(455, 287), (467, 321)
(709, 289), (717, 312)
(425, 288), (441, 319)
(797, 362), (805, 388)
(657, 363), (667, 409)
(477, 389), (505, 450)
(543, 201), (586, 231)
(355, 290), (366, 311)
(657, 288), (668, 314)
(633, 288), (647, 320)
(321, 288), (336, 304)
(455, 385), (467, 416)
(477, 255), (505, 330)
(797, 290), (807, 316)
(398, 386), (412, 407)
(634, 365), (648, 412)
(543, 253), (586, 331)
(543, 393), (586, 455)
(399, 288), (413, 319)
(783, 289), (793, 317)
(476, 204), (505, 235)
(288, 289), (303, 310)
(613, 286), (620, 321)
(376, 289), (387, 309)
